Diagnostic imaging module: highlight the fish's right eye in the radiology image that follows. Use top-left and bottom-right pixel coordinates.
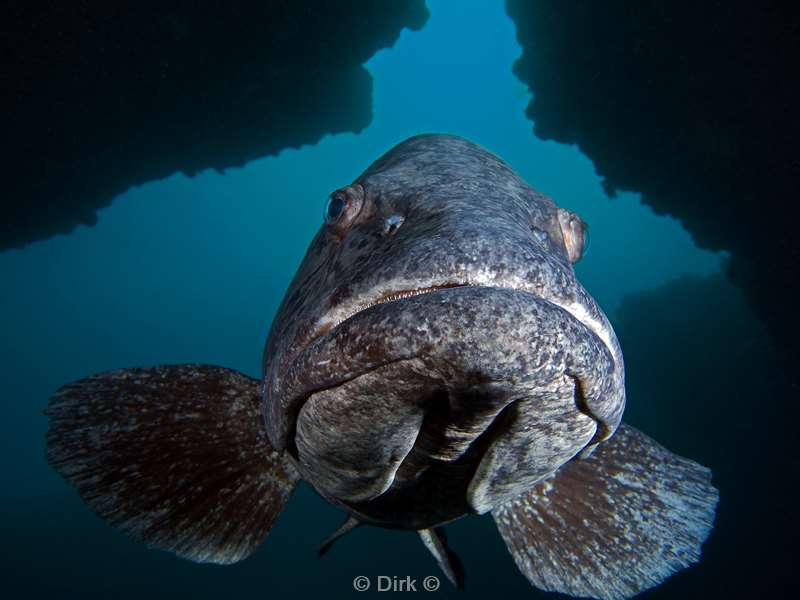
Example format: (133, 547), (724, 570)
(324, 193), (346, 224)
(322, 185), (366, 238)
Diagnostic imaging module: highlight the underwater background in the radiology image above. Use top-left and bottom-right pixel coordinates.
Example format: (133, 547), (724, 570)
(1, 1), (795, 598)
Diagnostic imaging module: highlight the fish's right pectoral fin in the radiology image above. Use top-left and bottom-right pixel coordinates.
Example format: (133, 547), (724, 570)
(45, 364), (301, 565)
(492, 423), (718, 600)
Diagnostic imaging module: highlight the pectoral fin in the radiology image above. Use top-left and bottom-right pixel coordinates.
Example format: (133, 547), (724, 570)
(318, 515), (362, 556)
(492, 423), (718, 600)
(45, 364), (300, 564)
(418, 527), (464, 589)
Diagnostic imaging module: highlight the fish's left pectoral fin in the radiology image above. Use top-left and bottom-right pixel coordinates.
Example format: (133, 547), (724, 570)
(45, 364), (301, 565)
(492, 423), (718, 600)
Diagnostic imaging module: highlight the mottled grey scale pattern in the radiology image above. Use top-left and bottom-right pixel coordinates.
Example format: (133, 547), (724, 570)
(263, 134), (625, 454)
(493, 424), (718, 600)
(295, 360), (429, 503)
(280, 285), (619, 525)
(467, 377), (597, 513)
(45, 365), (299, 564)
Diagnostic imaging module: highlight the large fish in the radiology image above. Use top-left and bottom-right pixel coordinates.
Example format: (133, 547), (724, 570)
(46, 134), (718, 599)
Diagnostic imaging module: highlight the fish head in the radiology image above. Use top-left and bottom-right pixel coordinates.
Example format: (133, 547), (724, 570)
(262, 134), (625, 527)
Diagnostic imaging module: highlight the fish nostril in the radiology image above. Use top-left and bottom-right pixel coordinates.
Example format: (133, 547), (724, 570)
(383, 214), (405, 237)
(532, 228), (548, 247)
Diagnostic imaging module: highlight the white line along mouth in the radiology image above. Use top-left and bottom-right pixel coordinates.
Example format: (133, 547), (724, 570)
(329, 282), (471, 330)
(312, 278), (618, 369)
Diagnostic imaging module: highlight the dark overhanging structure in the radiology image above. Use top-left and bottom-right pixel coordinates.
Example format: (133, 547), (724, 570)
(505, 0), (800, 372)
(2, 1), (428, 250)
(504, 2), (798, 596)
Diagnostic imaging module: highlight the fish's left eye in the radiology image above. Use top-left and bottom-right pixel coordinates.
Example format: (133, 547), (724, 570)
(557, 208), (588, 263)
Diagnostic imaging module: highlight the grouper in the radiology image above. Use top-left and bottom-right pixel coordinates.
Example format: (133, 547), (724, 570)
(46, 134), (718, 599)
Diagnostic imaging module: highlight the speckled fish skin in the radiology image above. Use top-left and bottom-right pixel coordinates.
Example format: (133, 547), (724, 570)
(262, 134), (626, 527)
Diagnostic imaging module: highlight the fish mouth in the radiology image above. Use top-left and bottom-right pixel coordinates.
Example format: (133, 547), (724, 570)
(269, 280), (620, 453)
(274, 282), (623, 521)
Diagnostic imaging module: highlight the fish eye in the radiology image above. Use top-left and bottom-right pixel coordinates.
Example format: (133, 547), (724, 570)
(557, 208), (587, 263)
(582, 226), (590, 257)
(322, 185), (366, 238)
(324, 193), (347, 223)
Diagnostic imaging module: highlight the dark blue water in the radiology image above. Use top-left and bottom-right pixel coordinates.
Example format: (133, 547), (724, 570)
(3, 1), (769, 598)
